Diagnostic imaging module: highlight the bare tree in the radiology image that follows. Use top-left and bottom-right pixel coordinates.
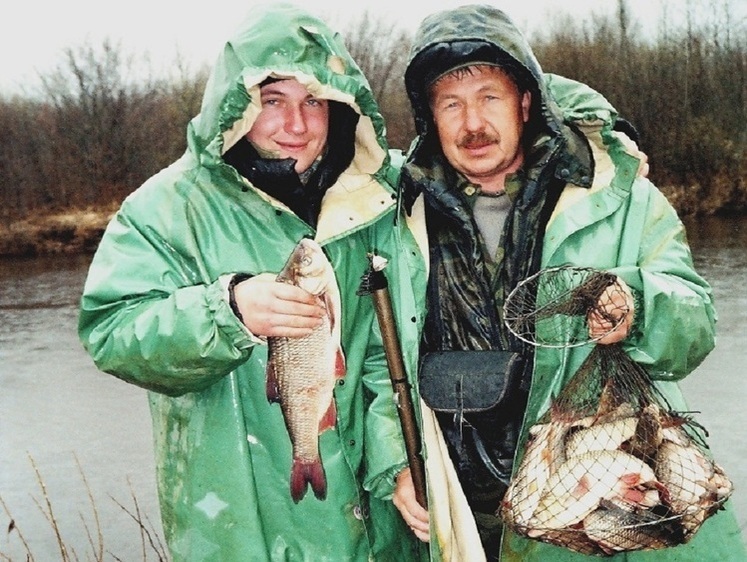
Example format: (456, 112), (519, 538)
(1, 5), (744, 221)
(339, 11), (415, 150)
(37, 41), (174, 205)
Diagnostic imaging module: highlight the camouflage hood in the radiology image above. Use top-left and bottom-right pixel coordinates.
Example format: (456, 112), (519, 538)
(404, 3), (562, 152)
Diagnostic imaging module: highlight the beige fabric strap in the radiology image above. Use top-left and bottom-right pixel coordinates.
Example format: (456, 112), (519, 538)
(421, 399), (487, 562)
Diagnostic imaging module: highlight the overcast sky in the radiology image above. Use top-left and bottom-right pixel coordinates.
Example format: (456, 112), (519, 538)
(1, 0), (743, 95)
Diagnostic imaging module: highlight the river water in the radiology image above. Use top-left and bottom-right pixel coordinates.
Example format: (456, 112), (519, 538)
(0, 216), (745, 559)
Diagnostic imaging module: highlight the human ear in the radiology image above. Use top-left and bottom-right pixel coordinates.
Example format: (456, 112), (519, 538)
(521, 91), (531, 123)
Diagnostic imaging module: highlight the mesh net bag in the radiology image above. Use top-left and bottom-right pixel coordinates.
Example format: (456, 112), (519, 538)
(502, 266), (623, 348)
(499, 267), (733, 556)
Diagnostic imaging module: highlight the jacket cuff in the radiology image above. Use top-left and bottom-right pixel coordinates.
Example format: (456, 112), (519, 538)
(364, 462), (409, 500)
(628, 285), (645, 342)
(219, 273), (267, 346)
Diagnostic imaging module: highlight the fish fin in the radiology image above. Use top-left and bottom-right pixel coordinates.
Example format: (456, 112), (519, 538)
(620, 487), (646, 505)
(335, 348), (346, 378)
(572, 475), (592, 499)
(322, 291), (338, 334)
(290, 458), (327, 503)
(654, 481), (673, 507)
(266, 362), (281, 403)
(319, 400), (337, 432)
(619, 472), (643, 487)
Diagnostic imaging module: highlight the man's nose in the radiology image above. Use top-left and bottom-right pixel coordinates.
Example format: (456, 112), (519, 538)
(285, 105), (308, 134)
(463, 104), (486, 131)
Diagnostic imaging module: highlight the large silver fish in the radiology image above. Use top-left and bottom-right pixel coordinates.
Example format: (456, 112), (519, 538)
(654, 439), (732, 533)
(502, 420), (566, 528)
(564, 415), (638, 459)
(267, 239), (346, 503)
(502, 408), (588, 528)
(583, 499), (680, 553)
(527, 449), (660, 536)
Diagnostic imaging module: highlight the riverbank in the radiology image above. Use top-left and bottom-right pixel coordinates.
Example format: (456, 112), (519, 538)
(0, 207), (116, 257)
(0, 189), (737, 257)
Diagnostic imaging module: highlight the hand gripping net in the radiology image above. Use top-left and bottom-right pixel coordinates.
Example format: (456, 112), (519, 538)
(502, 266), (625, 348)
(500, 267), (733, 556)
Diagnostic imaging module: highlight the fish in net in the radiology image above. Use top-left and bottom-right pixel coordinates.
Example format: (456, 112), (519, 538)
(499, 267), (733, 556)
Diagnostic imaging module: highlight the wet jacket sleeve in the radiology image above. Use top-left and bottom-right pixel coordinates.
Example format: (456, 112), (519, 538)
(611, 180), (716, 380)
(78, 207), (255, 397)
(360, 316), (410, 499)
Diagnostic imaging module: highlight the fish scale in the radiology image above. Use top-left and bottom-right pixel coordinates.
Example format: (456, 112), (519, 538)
(271, 314), (336, 463)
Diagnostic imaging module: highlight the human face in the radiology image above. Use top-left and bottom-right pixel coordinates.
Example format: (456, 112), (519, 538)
(429, 65), (531, 192)
(246, 79), (329, 174)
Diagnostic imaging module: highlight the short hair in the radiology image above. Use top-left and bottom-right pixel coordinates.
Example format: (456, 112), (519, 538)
(428, 63), (526, 104)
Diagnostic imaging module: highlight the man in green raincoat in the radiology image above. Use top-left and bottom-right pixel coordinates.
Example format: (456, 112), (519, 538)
(391, 4), (746, 562)
(78, 4), (429, 561)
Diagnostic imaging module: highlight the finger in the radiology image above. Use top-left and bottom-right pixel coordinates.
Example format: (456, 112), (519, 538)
(408, 499), (429, 522)
(275, 284), (326, 307)
(401, 498), (429, 531)
(245, 307), (324, 338)
(267, 311), (325, 331)
(270, 299), (326, 320)
(588, 312), (614, 333)
(597, 330), (627, 345)
(596, 317), (631, 344)
(411, 527), (430, 543)
(589, 314), (614, 330)
(409, 516), (430, 533)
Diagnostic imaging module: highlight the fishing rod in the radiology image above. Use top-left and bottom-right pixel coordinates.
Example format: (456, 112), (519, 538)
(357, 254), (427, 508)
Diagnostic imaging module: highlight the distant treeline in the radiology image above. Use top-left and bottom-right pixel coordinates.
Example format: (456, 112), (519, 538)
(0, 0), (744, 225)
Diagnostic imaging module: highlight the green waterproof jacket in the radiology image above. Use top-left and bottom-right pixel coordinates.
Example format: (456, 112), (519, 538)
(501, 78), (747, 562)
(398, 4), (746, 561)
(78, 4), (428, 561)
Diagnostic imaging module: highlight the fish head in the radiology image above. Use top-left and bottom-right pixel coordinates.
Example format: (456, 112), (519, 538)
(277, 239), (332, 295)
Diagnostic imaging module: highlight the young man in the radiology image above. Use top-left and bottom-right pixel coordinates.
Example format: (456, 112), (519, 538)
(392, 4), (745, 562)
(78, 4), (427, 560)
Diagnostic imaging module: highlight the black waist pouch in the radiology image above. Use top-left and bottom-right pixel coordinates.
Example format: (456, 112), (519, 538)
(418, 350), (520, 413)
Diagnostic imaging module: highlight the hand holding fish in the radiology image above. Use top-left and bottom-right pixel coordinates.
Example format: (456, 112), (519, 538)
(393, 468), (431, 542)
(232, 272), (326, 337)
(587, 276), (634, 344)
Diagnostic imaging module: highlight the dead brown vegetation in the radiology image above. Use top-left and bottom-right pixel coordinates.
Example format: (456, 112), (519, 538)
(0, 0), (745, 256)
(0, 206), (116, 257)
(1, 454), (167, 561)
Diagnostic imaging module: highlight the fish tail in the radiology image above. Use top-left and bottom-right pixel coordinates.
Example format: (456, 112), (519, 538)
(335, 347), (346, 378)
(319, 400), (337, 432)
(290, 458), (327, 503)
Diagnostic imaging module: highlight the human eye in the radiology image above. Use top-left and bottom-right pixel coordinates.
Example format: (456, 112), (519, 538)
(306, 97), (328, 109)
(260, 95), (280, 107)
(434, 99), (459, 114)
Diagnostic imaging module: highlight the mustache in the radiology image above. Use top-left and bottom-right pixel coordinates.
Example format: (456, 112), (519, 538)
(458, 131), (499, 149)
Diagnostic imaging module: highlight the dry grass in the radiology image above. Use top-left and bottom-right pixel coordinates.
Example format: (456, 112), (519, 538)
(1, 454), (168, 562)
(0, 206), (116, 258)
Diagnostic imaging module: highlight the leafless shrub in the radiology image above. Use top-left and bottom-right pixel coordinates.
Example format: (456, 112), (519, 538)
(0, 454), (167, 561)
